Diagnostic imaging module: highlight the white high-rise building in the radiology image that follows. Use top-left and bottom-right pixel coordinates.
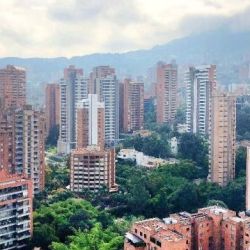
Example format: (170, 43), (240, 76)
(57, 66), (88, 154)
(186, 65), (216, 136)
(92, 66), (119, 147)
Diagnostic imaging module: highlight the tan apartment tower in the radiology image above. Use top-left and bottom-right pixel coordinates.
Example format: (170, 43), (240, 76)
(70, 146), (118, 192)
(156, 61), (177, 124)
(0, 65), (26, 110)
(209, 90), (236, 186)
(45, 83), (60, 136)
(121, 79), (144, 133)
(76, 94), (105, 149)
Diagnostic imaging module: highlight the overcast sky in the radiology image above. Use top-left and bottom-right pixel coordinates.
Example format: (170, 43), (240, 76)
(0, 0), (250, 58)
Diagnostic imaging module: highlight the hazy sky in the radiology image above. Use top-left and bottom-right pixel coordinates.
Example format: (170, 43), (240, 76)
(0, 0), (250, 57)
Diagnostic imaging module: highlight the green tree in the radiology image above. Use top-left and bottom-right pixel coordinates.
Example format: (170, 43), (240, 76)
(236, 146), (246, 177)
(237, 106), (250, 140)
(51, 224), (123, 250)
(178, 133), (208, 177)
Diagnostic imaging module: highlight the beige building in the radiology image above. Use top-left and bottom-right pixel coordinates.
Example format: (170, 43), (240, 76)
(209, 90), (236, 186)
(121, 79), (144, 133)
(0, 65), (26, 110)
(76, 94), (105, 149)
(156, 61), (178, 124)
(70, 146), (118, 192)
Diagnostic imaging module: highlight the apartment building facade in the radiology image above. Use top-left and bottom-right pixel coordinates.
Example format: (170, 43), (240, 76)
(185, 65), (216, 135)
(0, 170), (33, 250)
(0, 65), (26, 110)
(13, 106), (45, 194)
(208, 90), (236, 186)
(93, 66), (119, 146)
(57, 65), (88, 154)
(45, 83), (60, 136)
(76, 94), (105, 149)
(125, 206), (250, 250)
(156, 61), (178, 124)
(121, 79), (144, 133)
(70, 146), (118, 192)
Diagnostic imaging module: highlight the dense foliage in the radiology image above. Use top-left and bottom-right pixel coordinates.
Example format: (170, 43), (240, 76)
(88, 155), (246, 219)
(30, 199), (126, 250)
(237, 106), (250, 140)
(178, 133), (208, 177)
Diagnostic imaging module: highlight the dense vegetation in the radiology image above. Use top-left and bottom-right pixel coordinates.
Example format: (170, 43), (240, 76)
(30, 198), (129, 250)
(92, 159), (246, 218)
(237, 105), (250, 140)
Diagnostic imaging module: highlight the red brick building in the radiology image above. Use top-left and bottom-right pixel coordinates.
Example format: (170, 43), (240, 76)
(121, 79), (144, 133)
(0, 65), (26, 110)
(45, 83), (60, 136)
(125, 206), (250, 250)
(156, 62), (177, 124)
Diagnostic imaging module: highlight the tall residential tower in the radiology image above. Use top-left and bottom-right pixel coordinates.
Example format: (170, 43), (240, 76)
(208, 90), (236, 186)
(156, 62), (177, 124)
(57, 65), (88, 154)
(0, 65), (26, 110)
(121, 79), (144, 133)
(186, 65), (216, 135)
(45, 83), (60, 136)
(91, 66), (119, 146)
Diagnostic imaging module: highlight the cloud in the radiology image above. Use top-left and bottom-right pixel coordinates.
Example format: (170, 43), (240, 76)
(178, 5), (250, 37)
(0, 0), (249, 57)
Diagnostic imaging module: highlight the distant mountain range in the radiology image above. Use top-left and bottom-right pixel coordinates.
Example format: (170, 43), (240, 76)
(1, 28), (249, 104)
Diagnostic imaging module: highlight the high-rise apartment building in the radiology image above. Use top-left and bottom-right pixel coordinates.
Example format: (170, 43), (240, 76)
(45, 83), (60, 136)
(121, 79), (144, 133)
(76, 94), (105, 149)
(156, 61), (177, 124)
(0, 111), (14, 174)
(89, 66), (115, 94)
(186, 65), (216, 135)
(13, 106), (45, 194)
(57, 65), (88, 154)
(0, 169), (33, 250)
(124, 206), (250, 250)
(208, 90), (236, 186)
(70, 146), (118, 192)
(0, 65), (26, 110)
(91, 66), (119, 146)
